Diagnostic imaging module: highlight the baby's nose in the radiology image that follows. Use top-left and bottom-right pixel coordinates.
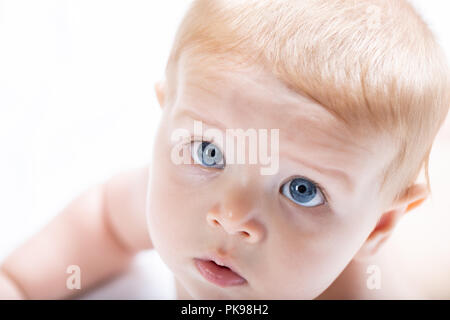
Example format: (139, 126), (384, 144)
(206, 175), (265, 244)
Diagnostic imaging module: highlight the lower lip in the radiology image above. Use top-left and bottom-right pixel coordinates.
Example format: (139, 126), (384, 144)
(194, 258), (247, 287)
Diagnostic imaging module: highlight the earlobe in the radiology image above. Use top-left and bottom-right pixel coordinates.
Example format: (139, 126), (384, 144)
(154, 80), (166, 108)
(354, 183), (429, 261)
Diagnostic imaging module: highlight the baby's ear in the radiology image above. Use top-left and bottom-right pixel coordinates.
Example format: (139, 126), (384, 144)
(154, 80), (166, 108)
(354, 183), (429, 262)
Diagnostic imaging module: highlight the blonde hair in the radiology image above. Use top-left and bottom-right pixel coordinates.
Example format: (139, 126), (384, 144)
(165, 0), (450, 208)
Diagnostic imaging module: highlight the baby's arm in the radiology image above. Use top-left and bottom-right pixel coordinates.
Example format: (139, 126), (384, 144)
(0, 166), (152, 299)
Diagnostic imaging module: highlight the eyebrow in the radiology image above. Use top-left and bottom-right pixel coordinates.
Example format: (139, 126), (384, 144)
(175, 107), (229, 132)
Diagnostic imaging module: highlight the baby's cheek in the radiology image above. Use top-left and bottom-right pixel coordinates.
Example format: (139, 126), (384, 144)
(150, 138), (219, 236)
(260, 222), (350, 298)
(148, 158), (206, 233)
(146, 175), (198, 274)
(147, 127), (207, 255)
(148, 173), (189, 231)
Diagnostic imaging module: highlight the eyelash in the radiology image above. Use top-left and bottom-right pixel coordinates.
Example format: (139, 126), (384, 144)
(184, 134), (330, 204)
(182, 134), (214, 146)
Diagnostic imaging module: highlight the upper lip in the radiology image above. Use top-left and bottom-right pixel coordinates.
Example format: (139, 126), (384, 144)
(197, 251), (245, 279)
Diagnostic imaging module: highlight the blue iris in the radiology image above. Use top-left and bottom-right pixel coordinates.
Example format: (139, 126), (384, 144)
(196, 141), (224, 168)
(288, 178), (317, 204)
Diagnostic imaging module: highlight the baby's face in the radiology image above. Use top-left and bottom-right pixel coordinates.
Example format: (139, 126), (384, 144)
(146, 57), (394, 299)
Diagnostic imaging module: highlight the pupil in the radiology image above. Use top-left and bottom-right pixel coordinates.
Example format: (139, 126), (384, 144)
(289, 178), (316, 203)
(197, 142), (223, 167)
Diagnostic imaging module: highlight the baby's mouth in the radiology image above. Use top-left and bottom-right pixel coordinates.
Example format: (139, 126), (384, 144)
(193, 258), (247, 288)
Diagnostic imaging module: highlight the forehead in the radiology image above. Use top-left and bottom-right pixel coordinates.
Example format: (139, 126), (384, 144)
(175, 58), (339, 136)
(175, 59), (373, 148)
(170, 56), (393, 204)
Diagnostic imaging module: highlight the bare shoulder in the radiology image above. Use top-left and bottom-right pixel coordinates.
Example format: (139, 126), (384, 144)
(103, 165), (153, 254)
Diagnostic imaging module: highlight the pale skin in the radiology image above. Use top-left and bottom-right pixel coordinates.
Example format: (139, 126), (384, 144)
(0, 58), (429, 300)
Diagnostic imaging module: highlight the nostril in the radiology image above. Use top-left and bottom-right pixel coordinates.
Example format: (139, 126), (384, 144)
(208, 217), (251, 238)
(240, 231), (250, 237)
(212, 219), (220, 227)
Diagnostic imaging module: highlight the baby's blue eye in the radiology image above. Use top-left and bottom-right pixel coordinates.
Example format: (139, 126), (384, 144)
(191, 141), (225, 169)
(280, 177), (325, 207)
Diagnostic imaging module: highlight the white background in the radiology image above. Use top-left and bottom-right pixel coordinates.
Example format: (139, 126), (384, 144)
(0, 0), (449, 299)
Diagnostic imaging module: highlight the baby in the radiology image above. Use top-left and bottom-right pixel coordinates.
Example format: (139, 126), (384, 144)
(1, 0), (449, 300)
